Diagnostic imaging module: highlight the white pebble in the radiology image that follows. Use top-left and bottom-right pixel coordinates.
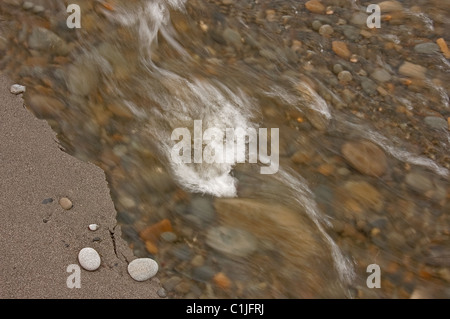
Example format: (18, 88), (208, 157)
(10, 84), (26, 95)
(78, 247), (101, 271)
(128, 258), (158, 282)
(88, 224), (99, 231)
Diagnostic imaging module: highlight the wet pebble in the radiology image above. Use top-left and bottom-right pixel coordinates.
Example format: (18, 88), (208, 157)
(344, 180), (384, 213)
(27, 27), (70, 56)
(305, 0), (325, 14)
(414, 43), (440, 54)
(341, 140), (387, 177)
(319, 24), (334, 37)
(223, 28), (242, 49)
(399, 61), (426, 79)
(379, 1), (403, 12)
(360, 77), (378, 95)
(162, 276), (182, 291)
(187, 197), (216, 226)
(332, 41), (351, 59)
(157, 287), (167, 298)
(192, 266), (215, 282)
(333, 64), (344, 75)
(371, 68), (392, 83)
(128, 258), (159, 282)
(312, 20), (322, 31)
(350, 12), (368, 26)
(206, 226), (257, 258)
(172, 244), (192, 261)
(405, 171), (433, 194)
(160, 231), (177, 243)
(78, 247), (101, 271)
(338, 70), (352, 82)
(342, 25), (360, 41)
(424, 116), (448, 130)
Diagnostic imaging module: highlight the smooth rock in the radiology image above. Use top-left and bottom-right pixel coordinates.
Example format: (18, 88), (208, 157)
(157, 288), (167, 298)
(424, 243), (450, 267)
(22, 1), (34, 10)
(344, 181), (384, 212)
(66, 62), (99, 96)
(27, 27), (70, 56)
(305, 0), (325, 14)
(414, 43), (440, 54)
(88, 224), (99, 231)
(379, 1), (403, 12)
(350, 12), (369, 26)
(59, 197), (73, 210)
(338, 70), (353, 82)
(127, 258), (159, 282)
(371, 68), (392, 82)
(160, 231), (177, 243)
(312, 20), (322, 31)
(25, 94), (65, 119)
(206, 226), (257, 258)
(399, 61), (426, 79)
(332, 41), (351, 59)
(192, 266), (215, 282)
(341, 140), (388, 177)
(424, 116), (448, 130)
(10, 84), (26, 95)
(78, 247), (101, 271)
(319, 24), (334, 36)
(342, 25), (360, 41)
(405, 172), (434, 193)
(333, 64), (344, 74)
(361, 77), (377, 95)
(223, 28), (242, 49)
(187, 197), (216, 225)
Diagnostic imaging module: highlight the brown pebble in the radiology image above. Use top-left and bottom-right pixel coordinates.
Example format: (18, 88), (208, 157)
(305, 0), (325, 14)
(332, 41), (351, 59)
(59, 197), (73, 210)
(213, 272), (231, 290)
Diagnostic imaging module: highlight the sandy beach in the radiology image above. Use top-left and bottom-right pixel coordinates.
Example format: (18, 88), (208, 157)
(0, 73), (161, 299)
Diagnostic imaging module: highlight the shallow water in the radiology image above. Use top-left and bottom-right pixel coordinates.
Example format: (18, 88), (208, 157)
(1, 0), (449, 298)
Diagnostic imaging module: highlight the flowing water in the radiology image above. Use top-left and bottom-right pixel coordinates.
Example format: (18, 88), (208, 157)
(1, 0), (449, 298)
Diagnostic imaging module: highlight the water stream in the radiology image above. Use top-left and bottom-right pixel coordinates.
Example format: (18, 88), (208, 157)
(1, 0), (449, 298)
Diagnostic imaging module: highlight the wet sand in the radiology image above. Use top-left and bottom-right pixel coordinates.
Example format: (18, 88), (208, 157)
(0, 73), (161, 298)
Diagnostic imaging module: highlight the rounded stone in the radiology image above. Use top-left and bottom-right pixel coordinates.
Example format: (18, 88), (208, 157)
(424, 116), (447, 130)
(319, 24), (334, 36)
(333, 64), (344, 74)
(311, 20), (322, 31)
(88, 224), (99, 231)
(341, 140), (387, 177)
(157, 288), (167, 298)
(78, 247), (101, 271)
(59, 197), (73, 210)
(338, 70), (353, 82)
(10, 84), (26, 95)
(160, 231), (177, 242)
(128, 258), (159, 282)
(206, 226), (257, 258)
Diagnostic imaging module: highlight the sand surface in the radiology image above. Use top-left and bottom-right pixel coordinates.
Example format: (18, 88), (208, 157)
(0, 74), (161, 299)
